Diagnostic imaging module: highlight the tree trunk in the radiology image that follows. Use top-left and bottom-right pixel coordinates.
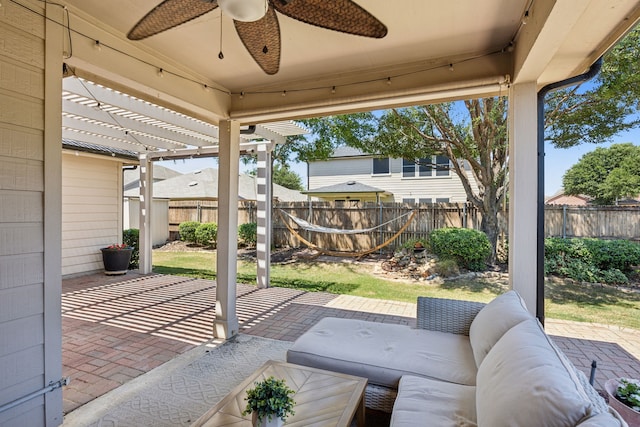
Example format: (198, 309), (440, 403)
(480, 198), (500, 265)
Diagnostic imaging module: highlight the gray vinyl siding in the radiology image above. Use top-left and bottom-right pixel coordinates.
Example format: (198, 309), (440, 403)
(0, 1), (46, 424)
(61, 155), (123, 276)
(308, 156), (478, 203)
(0, 1), (61, 425)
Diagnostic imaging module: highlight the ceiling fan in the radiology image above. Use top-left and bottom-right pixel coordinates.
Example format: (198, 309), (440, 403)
(128, 0), (387, 75)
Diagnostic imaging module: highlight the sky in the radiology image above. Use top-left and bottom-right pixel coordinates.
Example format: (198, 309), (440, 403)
(157, 126), (640, 197)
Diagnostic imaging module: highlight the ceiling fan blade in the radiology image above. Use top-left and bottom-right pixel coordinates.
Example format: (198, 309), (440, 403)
(271, 0), (387, 39)
(234, 6), (281, 75)
(128, 0), (218, 40)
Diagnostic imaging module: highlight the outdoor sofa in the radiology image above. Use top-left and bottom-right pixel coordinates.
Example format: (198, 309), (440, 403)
(286, 291), (628, 426)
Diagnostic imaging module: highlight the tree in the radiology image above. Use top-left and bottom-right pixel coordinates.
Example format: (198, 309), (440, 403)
(272, 163), (304, 191)
(289, 27), (640, 263)
(245, 160), (304, 191)
(563, 143), (640, 204)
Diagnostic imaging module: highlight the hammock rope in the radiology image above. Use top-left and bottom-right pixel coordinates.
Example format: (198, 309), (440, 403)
(279, 209), (417, 258)
(279, 209), (415, 235)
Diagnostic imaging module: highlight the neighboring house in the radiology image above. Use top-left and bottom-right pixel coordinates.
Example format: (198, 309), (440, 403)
(303, 181), (392, 204)
(545, 190), (590, 206)
(307, 147), (479, 204)
(124, 164), (182, 192)
(124, 168), (308, 202)
(546, 189), (640, 206)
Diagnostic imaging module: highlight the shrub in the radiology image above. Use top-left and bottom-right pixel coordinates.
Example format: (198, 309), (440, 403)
(432, 258), (460, 277)
(238, 222), (258, 247)
(195, 222), (218, 247)
(123, 228), (139, 269)
(401, 238), (429, 251)
(544, 237), (638, 284)
(428, 227), (491, 271)
(179, 221), (200, 243)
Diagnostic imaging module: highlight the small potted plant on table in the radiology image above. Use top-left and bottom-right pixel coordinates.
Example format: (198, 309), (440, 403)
(242, 376), (295, 427)
(100, 243), (134, 275)
(604, 377), (640, 426)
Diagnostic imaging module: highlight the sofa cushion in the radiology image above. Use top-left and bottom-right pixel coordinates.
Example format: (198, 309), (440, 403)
(287, 317), (477, 388)
(476, 318), (594, 427)
(390, 375), (477, 427)
(468, 290), (532, 367)
(576, 411), (627, 427)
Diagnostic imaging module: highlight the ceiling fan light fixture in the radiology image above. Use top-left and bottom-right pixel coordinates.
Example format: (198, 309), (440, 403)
(217, 0), (267, 22)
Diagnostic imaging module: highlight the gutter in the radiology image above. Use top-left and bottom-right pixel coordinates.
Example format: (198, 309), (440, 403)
(536, 57), (603, 325)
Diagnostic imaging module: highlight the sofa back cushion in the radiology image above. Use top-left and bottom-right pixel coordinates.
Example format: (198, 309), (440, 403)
(476, 318), (594, 427)
(469, 290), (532, 367)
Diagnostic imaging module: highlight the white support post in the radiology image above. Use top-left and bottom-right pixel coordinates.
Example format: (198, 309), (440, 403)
(139, 154), (153, 273)
(508, 82), (539, 315)
(256, 142), (275, 289)
(214, 120), (240, 339)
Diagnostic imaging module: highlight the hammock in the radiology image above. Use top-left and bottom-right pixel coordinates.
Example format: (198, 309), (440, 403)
(279, 209), (417, 258)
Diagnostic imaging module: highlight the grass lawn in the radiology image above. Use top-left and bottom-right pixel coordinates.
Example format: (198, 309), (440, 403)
(152, 251), (640, 330)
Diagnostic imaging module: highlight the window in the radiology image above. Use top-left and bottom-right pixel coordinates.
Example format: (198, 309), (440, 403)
(402, 158), (415, 177)
(418, 198), (432, 204)
(403, 157), (432, 177)
(402, 198), (416, 204)
(435, 197), (450, 203)
(372, 157), (390, 175)
(435, 155), (450, 176)
(402, 156), (451, 177)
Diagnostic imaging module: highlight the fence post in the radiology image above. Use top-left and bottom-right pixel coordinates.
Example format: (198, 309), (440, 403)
(463, 203), (467, 228)
(378, 201), (383, 254)
(197, 201), (201, 223)
(562, 204), (567, 239)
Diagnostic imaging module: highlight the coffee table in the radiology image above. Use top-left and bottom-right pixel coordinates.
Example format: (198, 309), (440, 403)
(191, 360), (367, 427)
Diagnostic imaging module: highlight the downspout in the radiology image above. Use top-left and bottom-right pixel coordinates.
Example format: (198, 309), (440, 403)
(536, 57), (602, 325)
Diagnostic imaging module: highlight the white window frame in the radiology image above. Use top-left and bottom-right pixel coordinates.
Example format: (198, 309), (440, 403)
(372, 157), (391, 176)
(402, 156), (451, 178)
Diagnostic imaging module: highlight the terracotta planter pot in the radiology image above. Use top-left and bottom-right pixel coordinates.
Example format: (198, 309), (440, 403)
(604, 378), (640, 427)
(100, 247), (133, 275)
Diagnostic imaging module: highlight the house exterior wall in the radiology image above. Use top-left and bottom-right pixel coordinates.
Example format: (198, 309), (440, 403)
(0, 2), (63, 425)
(61, 154), (123, 276)
(308, 156), (478, 203)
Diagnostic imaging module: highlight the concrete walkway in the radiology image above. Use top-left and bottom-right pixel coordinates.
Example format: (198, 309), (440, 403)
(62, 272), (640, 415)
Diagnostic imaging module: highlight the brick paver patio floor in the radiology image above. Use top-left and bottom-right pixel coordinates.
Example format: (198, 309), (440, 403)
(62, 272), (640, 415)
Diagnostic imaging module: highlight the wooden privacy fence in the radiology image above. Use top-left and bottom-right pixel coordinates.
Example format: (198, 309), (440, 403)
(168, 201), (640, 251)
(545, 204), (640, 241)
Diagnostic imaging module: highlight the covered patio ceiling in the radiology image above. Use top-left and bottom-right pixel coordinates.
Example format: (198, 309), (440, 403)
(50, 0), (640, 332)
(59, 0), (640, 126)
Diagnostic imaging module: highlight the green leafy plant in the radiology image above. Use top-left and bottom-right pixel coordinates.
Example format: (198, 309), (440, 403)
(123, 228), (139, 269)
(428, 228), (491, 271)
(616, 378), (640, 412)
(178, 221), (200, 243)
(195, 222), (218, 247)
(242, 376), (295, 423)
(544, 237), (639, 284)
(239, 222), (258, 247)
(401, 238), (429, 251)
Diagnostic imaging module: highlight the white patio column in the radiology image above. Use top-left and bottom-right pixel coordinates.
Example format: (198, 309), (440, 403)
(139, 153), (153, 274)
(214, 119), (240, 339)
(508, 82), (538, 316)
(256, 142), (275, 288)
